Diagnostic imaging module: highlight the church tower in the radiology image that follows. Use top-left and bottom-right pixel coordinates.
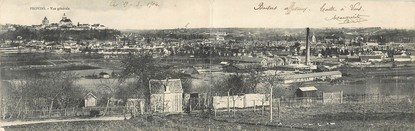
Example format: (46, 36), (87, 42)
(62, 13), (67, 20)
(59, 13), (73, 27)
(42, 17), (49, 26)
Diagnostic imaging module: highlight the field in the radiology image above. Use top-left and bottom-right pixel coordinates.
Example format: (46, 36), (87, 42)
(4, 114), (302, 131)
(213, 100), (414, 131)
(3, 96), (413, 131)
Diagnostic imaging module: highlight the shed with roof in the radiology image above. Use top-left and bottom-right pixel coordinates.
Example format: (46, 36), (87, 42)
(296, 86), (318, 97)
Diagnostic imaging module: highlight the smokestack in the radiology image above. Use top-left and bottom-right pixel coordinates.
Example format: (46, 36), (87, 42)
(306, 28), (310, 65)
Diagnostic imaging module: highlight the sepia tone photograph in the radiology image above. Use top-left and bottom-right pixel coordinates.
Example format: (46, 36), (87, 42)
(0, 0), (414, 130)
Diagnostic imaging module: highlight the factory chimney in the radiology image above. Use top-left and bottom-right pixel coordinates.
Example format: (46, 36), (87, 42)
(305, 28), (310, 65)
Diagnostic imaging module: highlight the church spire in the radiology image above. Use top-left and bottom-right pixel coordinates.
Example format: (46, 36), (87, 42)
(62, 13), (67, 20)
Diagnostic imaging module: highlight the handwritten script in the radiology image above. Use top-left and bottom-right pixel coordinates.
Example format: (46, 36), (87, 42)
(109, 0), (160, 8)
(326, 14), (369, 24)
(254, 2), (277, 10)
(253, 1), (369, 24)
(284, 2), (308, 15)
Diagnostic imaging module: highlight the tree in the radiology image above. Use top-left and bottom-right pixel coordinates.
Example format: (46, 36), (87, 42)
(119, 53), (173, 110)
(95, 78), (124, 116)
(261, 72), (285, 122)
(4, 71), (82, 119)
(245, 64), (264, 93)
(226, 74), (245, 95)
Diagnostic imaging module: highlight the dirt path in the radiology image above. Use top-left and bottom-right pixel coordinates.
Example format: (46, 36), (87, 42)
(0, 116), (125, 128)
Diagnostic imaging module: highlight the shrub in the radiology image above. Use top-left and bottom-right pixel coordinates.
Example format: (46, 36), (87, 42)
(90, 110), (100, 117)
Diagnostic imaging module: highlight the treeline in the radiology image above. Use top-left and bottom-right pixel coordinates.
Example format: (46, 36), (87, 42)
(0, 26), (121, 41)
(2, 71), (83, 113)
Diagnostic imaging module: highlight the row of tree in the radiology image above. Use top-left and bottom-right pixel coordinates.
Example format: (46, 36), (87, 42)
(3, 71), (83, 118)
(0, 26), (121, 41)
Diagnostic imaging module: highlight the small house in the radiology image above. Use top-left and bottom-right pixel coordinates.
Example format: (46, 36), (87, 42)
(149, 79), (183, 113)
(393, 55), (412, 62)
(126, 99), (145, 117)
(360, 56), (383, 62)
(296, 86), (318, 97)
(338, 55), (348, 62)
(84, 92), (97, 107)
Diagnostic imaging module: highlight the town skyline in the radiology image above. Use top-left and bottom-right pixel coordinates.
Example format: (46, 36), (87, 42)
(0, 0), (414, 30)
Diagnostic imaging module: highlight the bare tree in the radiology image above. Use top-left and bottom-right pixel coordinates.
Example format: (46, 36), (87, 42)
(95, 78), (123, 116)
(261, 72), (285, 122)
(4, 71), (81, 119)
(245, 64), (264, 93)
(119, 53), (177, 111)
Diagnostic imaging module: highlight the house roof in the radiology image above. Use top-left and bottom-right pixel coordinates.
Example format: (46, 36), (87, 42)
(393, 55), (411, 58)
(149, 79), (183, 94)
(283, 71), (342, 80)
(298, 86), (318, 91)
(182, 68), (199, 75)
(223, 63), (262, 71)
(60, 19), (72, 23)
(84, 92), (97, 99)
(228, 56), (263, 63)
(360, 56), (382, 59)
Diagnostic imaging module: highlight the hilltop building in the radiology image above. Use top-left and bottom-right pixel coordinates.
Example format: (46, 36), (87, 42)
(42, 17), (49, 26)
(30, 13), (107, 30)
(59, 13), (73, 27)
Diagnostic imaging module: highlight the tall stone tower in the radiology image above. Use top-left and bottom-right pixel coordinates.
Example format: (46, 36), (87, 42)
(42, 17), (49, 26)
(305, 28), (310, 65)
(62, 13), (67, 20)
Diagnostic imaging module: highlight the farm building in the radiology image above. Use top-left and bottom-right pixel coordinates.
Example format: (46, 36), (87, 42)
(281, 71), (342, 84)
(392, 55), (412, 62)
(296, 86), (318, 97)
(84, 92), (97, 107)
(360, 56), (383, 62)
(149, 79), (183, 113)
(185, 93), (208, 111)
(222, 63), (262, 73)
(126, 99), (145, 117)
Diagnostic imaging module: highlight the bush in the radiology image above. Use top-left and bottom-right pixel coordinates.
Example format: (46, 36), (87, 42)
(90, 110), (100, 117)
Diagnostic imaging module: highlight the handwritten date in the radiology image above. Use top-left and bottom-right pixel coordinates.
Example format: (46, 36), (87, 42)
(110, 0), (159, 8)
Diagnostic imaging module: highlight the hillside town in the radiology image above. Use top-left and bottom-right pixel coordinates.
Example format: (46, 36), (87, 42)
(1, 14), (414, 130)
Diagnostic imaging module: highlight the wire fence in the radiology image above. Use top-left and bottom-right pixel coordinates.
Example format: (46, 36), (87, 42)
(1, 94), (413, 120)
(211, 94), (414, 118)
(1, 106), (127, 119)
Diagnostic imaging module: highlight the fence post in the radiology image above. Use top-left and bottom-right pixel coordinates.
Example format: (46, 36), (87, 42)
(277, 98), (280, 118)
(214, 105), (217, 118)
(253, 100), (256, 112)
(340, 91), (343, 104)
(233, 97), (236, 117)
(262, 99), (264, 116)
(227, 96), (230, 113)
(140, 100), (144, 115)
(189, 99), (192, 112)
(377, 94), (379, 103)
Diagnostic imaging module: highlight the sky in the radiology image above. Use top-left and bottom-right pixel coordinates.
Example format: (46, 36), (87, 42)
(0, 0), (414, 29)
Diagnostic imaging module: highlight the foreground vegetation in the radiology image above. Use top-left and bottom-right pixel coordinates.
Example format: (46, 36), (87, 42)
(4, 99), (413, 131)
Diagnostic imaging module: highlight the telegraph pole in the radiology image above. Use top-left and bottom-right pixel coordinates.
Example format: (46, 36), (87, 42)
(270, 85), (273, 122)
